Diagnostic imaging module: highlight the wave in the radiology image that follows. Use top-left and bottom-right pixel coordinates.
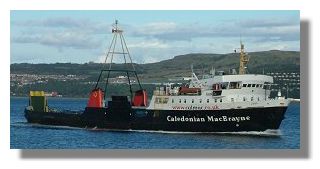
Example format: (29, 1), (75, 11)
(11, 122), (281, 136)
(85, 128), (282, 136)
(125, 129), (281, 136)
(11, 122), (83, 130)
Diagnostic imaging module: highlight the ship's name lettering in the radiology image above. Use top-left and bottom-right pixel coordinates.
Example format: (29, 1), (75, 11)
(167, 115), (250, 123)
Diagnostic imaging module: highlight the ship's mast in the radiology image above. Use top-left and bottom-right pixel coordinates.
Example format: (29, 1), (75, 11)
(104, 20), (135, 71)
(94, 20), (142, 101)
(239, 41), (250, 75)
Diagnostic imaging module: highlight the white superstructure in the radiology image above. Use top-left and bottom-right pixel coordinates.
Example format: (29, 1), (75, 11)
(147, 73), (289, 111)
(147, 43), (290, 111)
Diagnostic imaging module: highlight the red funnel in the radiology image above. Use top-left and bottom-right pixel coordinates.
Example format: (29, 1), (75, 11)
(87, 88), (104, 108)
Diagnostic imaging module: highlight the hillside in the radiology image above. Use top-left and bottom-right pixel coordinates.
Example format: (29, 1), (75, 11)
(10, 50), (300, 98)
(11, 50), (300, 81)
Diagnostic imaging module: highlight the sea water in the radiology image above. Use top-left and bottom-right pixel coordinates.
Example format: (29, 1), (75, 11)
(10, 97), (300, 149)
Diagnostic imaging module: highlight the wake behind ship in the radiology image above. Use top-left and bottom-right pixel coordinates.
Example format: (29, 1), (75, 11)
(24, 21), (291, 133)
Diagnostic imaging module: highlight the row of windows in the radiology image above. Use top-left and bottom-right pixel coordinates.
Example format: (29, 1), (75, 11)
(155, 97), (169, 104)
(213, 82), (270, 90)
(169, 97), (262, 104)
(212, 82), (241, 90)
(172, 98), (223, 104)
(242, 97), (261, 101)
(242, 84), (264, 88)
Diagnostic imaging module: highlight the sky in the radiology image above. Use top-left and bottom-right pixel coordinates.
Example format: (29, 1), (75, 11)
(10, 10), (300, 64)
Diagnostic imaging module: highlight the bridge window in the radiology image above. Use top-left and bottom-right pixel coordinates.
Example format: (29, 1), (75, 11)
(155, 98), (161, 104)
(199, 99), (202, 103)
(243, 84), (247, 87)
(207, 99), (210, 103)
(230, 82), (241, 89)
(251, 97), (254, 101)
(162, 98), (169, 104)
(155, 98), (169, 104)
(184, 99), (186, 103)
(215, 99), (217, 103)
(247, 84), (252, 87)
(252, 84), (256, 87)
(220, 99), (223, 102)
(192, 99), (194, 103)
(221, 82), (229, 89)
(179, 99), (181, 103)
(243, 97), (246, 101)
(212, 84), (222, 91)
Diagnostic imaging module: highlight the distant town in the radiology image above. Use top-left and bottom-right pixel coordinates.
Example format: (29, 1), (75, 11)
(266, 72), (300, 92)
(10, 74), (88, 87)
(10, 71), (300, 98)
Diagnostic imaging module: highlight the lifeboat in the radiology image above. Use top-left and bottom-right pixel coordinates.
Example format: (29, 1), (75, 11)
(179, 86), (201, 95)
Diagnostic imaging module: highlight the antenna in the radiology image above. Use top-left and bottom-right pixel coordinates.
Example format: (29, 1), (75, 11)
(286, 84), (289, 98)
(201, 65), (205, 79)
(210, 66), (215, 76)
(191, 64), (194, 73)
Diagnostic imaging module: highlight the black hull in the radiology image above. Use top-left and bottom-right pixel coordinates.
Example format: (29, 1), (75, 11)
(25, 106), (287, 133)
(134, 107), (286, 132)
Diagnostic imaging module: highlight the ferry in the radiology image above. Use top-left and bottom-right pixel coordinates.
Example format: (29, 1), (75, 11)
(25, 21), (291, 133)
